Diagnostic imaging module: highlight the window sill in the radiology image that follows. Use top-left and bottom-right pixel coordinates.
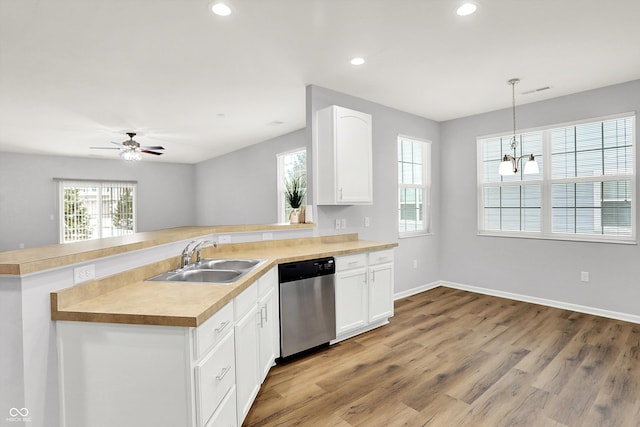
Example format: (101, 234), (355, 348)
(477, 230), (637, 245)
(399, 232), (433, 240)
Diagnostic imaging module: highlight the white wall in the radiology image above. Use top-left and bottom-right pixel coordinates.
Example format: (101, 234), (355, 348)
(440, 79), (640, 316)
(0, 153), (196, 251)
(194, 129), (306, 226)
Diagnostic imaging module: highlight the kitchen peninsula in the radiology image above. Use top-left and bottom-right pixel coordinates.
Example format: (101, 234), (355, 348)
(1, 223), (397, 427)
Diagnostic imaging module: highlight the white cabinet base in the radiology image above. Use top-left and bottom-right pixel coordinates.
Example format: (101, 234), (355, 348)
(331, 318), (390, 344)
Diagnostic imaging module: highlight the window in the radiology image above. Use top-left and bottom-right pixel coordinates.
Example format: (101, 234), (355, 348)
(58, 180), (137, 243)
(477, 114), (635, 243)
(277, 148), (306, 223)
(398, 136), (431, 236)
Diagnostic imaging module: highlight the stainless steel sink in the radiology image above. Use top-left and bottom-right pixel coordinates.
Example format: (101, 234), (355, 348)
(147, 258), (266, 284)
(195, 259), (262, 270)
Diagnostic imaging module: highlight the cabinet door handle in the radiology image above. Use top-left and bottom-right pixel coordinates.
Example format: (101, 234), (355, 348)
(216, 365), (231, 381)
(263, 305), (268, 323)
(214, 320), (230, 334)
(348, 261), (359, 266)
(371, 270), (376, 282)
(339, 188), (343, 200)
(256, 311), (263, 328)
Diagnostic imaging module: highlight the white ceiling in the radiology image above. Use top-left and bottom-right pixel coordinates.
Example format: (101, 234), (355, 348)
(1, 0), (639, 164)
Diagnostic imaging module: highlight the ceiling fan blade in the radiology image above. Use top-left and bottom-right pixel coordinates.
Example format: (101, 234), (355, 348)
(111, 141), (124, 147)
(90, 147), (120, 150)
(141, 149), (163, 156)
(141, 145), (164, 150)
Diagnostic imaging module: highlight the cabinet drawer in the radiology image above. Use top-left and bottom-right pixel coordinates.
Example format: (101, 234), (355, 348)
(205, 386), (237, 427)
(368, 249), (394, 266)
(335, 253), (367, 272)
(258, 267), (277, 298)
(195, 302), (234, 359)
(235, 281), (258, 320)
(195, 331), (235, 427)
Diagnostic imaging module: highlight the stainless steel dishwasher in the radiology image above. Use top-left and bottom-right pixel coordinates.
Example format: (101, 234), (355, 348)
(278, 257), (336, 358)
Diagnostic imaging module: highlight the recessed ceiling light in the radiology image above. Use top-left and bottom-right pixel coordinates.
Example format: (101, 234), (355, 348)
(350, 57), (365, 66)
(211, 2), (232, 16)
(456, 3), (477, 16)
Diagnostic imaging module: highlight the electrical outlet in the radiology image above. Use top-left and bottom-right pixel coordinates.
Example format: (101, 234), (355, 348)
(335, 219), (341, 230)
(74, 264), (95, 284)
(341, 218), (347, 229)
(364, 216), (370, 227)
(580, 271), (589, 282)
(218, 235), (231, 244)
(262, 232), (273, 240)
(412, 259), (418, 269)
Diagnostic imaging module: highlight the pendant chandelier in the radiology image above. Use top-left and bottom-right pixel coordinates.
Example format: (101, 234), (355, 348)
(499, 78), (539, 176)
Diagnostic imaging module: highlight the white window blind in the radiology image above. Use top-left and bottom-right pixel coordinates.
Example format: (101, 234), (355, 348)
(58, 180), (137, 243)
(477, 114), (635, 243)
(398, 136), (431, 236)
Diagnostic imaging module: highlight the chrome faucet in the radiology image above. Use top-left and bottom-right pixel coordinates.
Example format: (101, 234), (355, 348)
(193, 240), (217, 263)
(180, 240), (198, 268)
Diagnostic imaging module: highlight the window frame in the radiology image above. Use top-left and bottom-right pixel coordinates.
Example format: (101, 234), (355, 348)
(276, 147), (307, 223)
(476, 112), (636, 244)
(398, 135), (432, 238)
(57, 179), (138, 244)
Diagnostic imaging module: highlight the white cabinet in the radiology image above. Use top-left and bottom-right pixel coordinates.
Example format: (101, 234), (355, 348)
(206, 386), (237, 427)
(195, 330), (236, 427)
(258, 287), (277, 382)
(317, 105), (373, 205)
(368, 251), (394, 323)
(334, 250), (394, 341)
(234, 267), (279, 426)
(335, 266), (368, 335)
(234, 296), (260, 424)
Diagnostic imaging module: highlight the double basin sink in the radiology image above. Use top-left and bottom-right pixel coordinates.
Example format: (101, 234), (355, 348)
(147, 258), (266, 284)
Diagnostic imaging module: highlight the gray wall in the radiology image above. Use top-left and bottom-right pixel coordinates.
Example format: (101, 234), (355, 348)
(0, 152), (196, 251)
(195, 129), (306, 225)
(307, 85), (442, 293)
(440, 79), (640, 316)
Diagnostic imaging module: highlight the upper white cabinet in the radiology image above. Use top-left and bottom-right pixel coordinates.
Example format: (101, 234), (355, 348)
(317, 105), (373, 205)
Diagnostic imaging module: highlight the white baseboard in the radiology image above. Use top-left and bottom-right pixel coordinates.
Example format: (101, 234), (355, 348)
(393, 281), (441, 300)
(432, 280), (640, 325)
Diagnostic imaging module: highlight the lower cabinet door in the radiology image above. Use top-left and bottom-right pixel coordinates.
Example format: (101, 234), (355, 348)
(258, 288), (277, 383)
(205, 386), (238, 427)
(234, 305), (260, 425)
(368, 263), (394, 323)
(195, 330), (236, 426)
(335, 268), (368, 335)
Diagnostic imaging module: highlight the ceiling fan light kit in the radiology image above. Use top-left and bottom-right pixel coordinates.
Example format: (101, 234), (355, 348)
(90, 132), (165, 161)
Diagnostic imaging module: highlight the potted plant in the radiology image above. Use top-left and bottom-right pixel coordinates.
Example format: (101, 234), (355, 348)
(285, 174), (306, 224)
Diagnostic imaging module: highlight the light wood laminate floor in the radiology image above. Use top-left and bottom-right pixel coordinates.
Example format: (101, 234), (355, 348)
(244, 287), (640, 427)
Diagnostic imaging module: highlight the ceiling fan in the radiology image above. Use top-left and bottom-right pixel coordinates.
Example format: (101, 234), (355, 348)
(90, 132), (165, 161)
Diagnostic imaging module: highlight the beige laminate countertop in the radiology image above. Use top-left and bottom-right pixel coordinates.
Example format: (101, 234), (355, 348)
(0, 223), (314, 275)
(51, 235), (397, 327)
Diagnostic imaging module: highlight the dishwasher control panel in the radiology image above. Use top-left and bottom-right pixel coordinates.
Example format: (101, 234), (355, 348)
(278, 257), (335, 283)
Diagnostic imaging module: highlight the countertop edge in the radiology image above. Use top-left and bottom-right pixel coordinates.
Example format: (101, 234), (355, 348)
(1, 223), (315, 275)
(51, 239), (398, 328)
